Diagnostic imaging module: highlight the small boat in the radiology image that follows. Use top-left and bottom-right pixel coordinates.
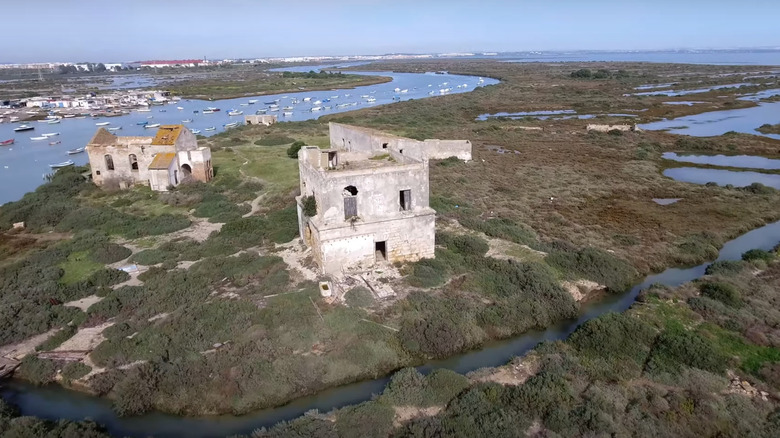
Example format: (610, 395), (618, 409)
(313, 100), (322, 105)
(228, 110), (243, 116)
(31, 136), (47, 141)
(191, 129), (201, 134)
(137, 121), (149, 125)
(193, 110), (199, 113)
(269, 108), (279, 112)
(144, 123), (161, 128)
(0, 139), (15, 146)
(159, 109), (167, 112)
(303, 97), (311, 102)
(63, 114), (76, 118)
(14, 125), (34, 132)
(95, 122), (110, 126)
(239, 103), (249, 107)
(311, 107), (322, 112)
(47, 119), (61, 124)
(224, 122), (239, 128)
(283, 106), (293, 110)
(146, 116), (154, 119)
(400, 89), (408, 93)
(264, 100), (279, 105)
(248, 100), (258, 104)
(366, 98), (376, 102)
(255, 109), (267, 114)
(204, 126), (216, 131)
(283, 111), (293, 116)
(107, 126), (122, 131)
(182, 119), (193, 123)
(202, 110), (214, 114)
(394, 87), (401, 92)
(49, 140), (61, 145)
(42, 132), (60, 137)
(49, 160), (74, 168)
(137, 108), (151, 112)
(67, 147), (85, 155)
(177, 106), (184, 110)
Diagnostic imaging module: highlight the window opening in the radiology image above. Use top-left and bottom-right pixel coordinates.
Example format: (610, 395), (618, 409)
(104, 154), (114, 170)
(400, 189), (411, 211)
(129, 154), (138, 171)
(343, 185), (358, 219)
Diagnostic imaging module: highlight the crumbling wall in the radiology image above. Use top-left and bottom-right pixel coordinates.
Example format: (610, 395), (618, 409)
(586, 124), (638, 132)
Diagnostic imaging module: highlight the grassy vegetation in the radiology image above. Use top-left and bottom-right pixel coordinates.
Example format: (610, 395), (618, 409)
(2, 59), (780, 426)
(253, 251), (780, 438)
(757, 123), (780, 135)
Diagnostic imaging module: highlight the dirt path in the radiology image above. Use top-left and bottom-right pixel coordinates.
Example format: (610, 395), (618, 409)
(0, 328), (61, 360)
(64, 295), (104, 312)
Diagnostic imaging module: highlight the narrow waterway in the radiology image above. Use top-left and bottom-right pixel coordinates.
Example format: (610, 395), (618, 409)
(3, 218), (779, 437)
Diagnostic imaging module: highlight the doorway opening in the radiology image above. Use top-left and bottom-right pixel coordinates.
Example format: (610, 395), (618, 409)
(375, 241), (387, 262)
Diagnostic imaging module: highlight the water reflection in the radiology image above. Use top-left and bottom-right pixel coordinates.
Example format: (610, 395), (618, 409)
(663, 167), (780, 189)
(662, 152), (780, 170)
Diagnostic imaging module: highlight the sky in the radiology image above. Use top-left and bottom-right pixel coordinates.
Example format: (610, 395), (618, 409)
(2, 0), (780, 63)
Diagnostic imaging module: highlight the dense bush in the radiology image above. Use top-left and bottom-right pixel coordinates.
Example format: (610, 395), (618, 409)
(62, 362), (92, 381)
(301, 195), (317, 217)
(705, 260), (745, 276)
(459, 217), (537, 246)
(132, 249), (173, 266)
(112, 363), (160, 416)
(287, 140), (305, 158)
(742, 249), (775, 263)
(91, 243), (132, 264)
(645, 327), (728, 374)
(344, 287), (375, 308)
(335, 401), (394, 438)
(449, 234), (489, 257)
(16, 356), (57, 385)
(699, 281), (742, 308)
(407, 258), (448, 288)
(547, 246), (637, 292)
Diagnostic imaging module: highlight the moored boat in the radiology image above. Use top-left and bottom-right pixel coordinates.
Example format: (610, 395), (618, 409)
(224, 122), (239, 128)
(255, 109), (267, 114)
(13, 125), (34, 132)
(182, 119), (193, 123)
(95, 122), (110, 126)
(0, 139), (14, 146)
(228, 110), (243, 116)
(137, 121), (149, 125)
(47, 119), (61, 124)
(30, 136), (47, 141)
(67, 147), (85, 155)
(248, 99), (258, 104)
(191, 129), (201, 134)
(283, 111), (293, 116)
(202, 110), (214, 114)
(177, 106), (184, 110)
(49, 160), (74, 168)
(49, 141), (61, 145)
(204, 126), (216, 131)
(42, 132), (60, 137)
(144, 123), (161, 128)
(137, 108), (151, 112)
(107, 126), (122, 131)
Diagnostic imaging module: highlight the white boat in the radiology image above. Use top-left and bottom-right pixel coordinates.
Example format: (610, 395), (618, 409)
(49, 160), (74, 168)
(67, 147), (85, 155)
(202, 110), (214, 114)
(400, 89), (408, 93)
(95, 122), (110, 126)
(224, 122), (239, 128)
(312, 100), (322, 105)
(191, 129), (201, 134)
(366, 98), (376, 102)
(63, 114), (76, 118)
(248, 100), (258, 104)
(303, 97), (311, 102)
(311, 107), (322, 112)
(283, 106), (293, 110)
(255, 109), (267, 114)
(137, 108), (151, 112)
(182, 119), (193, 123)
(394, 88), (401, 92)
(177, 106), (184, 110)
(228, 110), (243, 116)
(204, 126), (216, 131)
(31, 136), (47, 141)
(283, 111), (293, 116)
(144, 123), (161, 128)
(239, 103), (249, 107)
(42, 132), (60, 137)
(47, 119), (61, 124)
(107, 126), (122, 131)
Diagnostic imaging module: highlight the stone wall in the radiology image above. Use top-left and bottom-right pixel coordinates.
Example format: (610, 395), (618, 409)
(313, 213), (435, 274)
(586, 124), (637, 132)
(244, 115), (278, 126)
(86, 142), (170, 187)
(177, 147), (213, 183)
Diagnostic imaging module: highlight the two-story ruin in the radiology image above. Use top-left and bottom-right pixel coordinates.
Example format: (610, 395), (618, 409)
(85, 125), (213, 191)
(296, 123), (471, 274)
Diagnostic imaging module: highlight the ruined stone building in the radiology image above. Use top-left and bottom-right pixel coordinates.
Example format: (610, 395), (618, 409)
(296, 123), (471, 274)
(85, 125), (213, 191)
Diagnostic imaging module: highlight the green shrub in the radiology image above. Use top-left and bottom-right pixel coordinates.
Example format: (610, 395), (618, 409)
(383, 368), (427, 406)
(547, 247), (637, 292)
(88, 268), (130, 287)
(705, 260), (745, 276)
(132, 249), (173, 265)
(335, 401), (394, 438)
(62, 362), (91, 380)
(91, 243), (132, 264)
(16, 356), (57, 385)
(287, 140), (305, 158)
(345, 287), (375, 308)
(112, 363), (159, 416)
(437, 156), (461, 167)
(459, 217), (537, 246)
(423, 368), (470, 405)
(301, 195), (317, 217)
(255, 135), (296, 146)
(407, 258), (448, 288)
(700, 281), (742, 308)
(36, 325), (77, 352)
(646, 327), (728, 374)
(571, 69), (593, 78)
(740, 183), (775, 195)
(449, 235), (489, 257)
(742, 249), (774, 263)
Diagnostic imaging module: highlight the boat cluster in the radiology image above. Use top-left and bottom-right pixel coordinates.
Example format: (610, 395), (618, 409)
(4, 117), (86, 168)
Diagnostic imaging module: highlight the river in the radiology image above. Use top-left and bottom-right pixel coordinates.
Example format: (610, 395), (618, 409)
(0, 68), (498, 205)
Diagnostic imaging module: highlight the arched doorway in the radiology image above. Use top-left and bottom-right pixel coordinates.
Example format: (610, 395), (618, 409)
(181, 164), (192, 180)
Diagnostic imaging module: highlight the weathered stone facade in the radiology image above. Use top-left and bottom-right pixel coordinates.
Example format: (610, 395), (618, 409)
(85, 125), (213, 191)
(296, 123), (471, 274)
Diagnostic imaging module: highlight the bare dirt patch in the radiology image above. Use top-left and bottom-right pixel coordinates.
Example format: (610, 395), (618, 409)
(54, 321), (114, 352)
(64, 294), (104, 312)
(0, 328), (61, 360)
(393, 406), (443, 428)
(470, 355), (540, 386)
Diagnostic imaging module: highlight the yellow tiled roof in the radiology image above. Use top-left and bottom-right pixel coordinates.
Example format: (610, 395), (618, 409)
(148, 152), (176, 170)
(151, 125), (184, 146)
